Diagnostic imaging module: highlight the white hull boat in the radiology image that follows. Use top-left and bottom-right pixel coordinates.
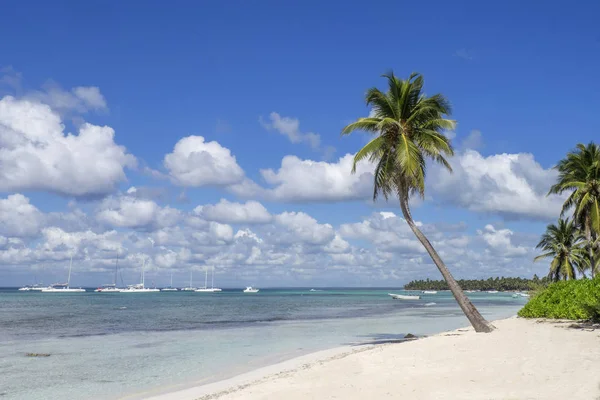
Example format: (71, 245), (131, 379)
(161, 273), (178, 291)
(95, 255), (123, 292)
(389, 293), (420, 300)
(243, 286), (259, 293)
(120, 259), (159, 293)
(487, 290), (499, 294)
(422, 290), (437, 294)
(195, 267), (221, 293)
(94, 286), (121, 293)
(42, 287), (86, 293)
(42, 255), (86, 292)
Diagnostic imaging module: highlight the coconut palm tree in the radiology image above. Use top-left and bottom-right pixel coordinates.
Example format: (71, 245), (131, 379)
(341, 72), (494, 333)
(549, 142), (600, 278)
(534, 218), (587, 281)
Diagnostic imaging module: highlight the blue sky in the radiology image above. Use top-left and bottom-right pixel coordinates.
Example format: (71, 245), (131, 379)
(0, 0), (598, 287)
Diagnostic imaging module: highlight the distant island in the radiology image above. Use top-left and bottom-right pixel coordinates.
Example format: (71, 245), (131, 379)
(404, 275), (549, 291)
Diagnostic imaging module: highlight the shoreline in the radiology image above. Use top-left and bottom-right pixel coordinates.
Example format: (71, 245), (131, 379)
(134, 316), (600, 400)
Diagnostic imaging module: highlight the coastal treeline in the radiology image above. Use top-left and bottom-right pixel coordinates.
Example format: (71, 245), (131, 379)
(405, 276), (548, 292)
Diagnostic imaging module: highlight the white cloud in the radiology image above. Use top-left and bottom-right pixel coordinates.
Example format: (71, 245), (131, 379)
(258, 154), (375, 202)
(0, 194), (44, 237)
(0, 96), (135, 197)
(196, 199), (272, 224)
(96, 195), (181, 229)
(477, 224), (529, 257)
(429, 149), (563, 220)
(260, 112), (321, 149)
(274, 211), (335, 245)
(26, 84), (108, 114)
(164, 136), (245, 187)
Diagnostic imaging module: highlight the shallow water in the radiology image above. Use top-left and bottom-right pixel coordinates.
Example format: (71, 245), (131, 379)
(0, 288), (526, 399)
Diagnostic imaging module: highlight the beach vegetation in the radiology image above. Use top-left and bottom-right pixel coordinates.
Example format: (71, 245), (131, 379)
(518, 278), (600, 321)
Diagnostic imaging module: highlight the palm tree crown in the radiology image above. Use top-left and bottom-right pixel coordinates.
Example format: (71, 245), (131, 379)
(550, 142), (600, 234)
(534, 218), (587, 281)
(341, 72), (455, 201)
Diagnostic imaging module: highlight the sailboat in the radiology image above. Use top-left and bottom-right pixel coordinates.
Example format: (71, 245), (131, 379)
(95, 254), (122, 292)
(120, 259), (160, 293)
(161, 272), (178, 291)
(42, 256), (86, 292)
(195, 266), (222, 293)
(181, 270), (197, 291)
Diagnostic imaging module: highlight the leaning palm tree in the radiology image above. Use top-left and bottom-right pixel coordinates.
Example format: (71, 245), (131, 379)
(534, 218), (587, 281)
(549, 142), (600, 278)
(342, 72), (494, 332)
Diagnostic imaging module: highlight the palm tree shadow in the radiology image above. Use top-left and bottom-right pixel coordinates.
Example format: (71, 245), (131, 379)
(346, 333), (420, 346)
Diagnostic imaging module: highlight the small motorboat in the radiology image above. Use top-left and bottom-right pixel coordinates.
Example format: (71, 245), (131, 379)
(422, 290), (437, 294)
(243, 286), (259, 293)
(389, 293), (420, 300)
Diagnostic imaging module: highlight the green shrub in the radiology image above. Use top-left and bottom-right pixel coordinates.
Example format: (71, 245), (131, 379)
(518, 278), (600, 321)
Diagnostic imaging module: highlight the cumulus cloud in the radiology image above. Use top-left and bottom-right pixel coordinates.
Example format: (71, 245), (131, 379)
(164, 135), (245, 187)
(258, 154), (375, 202)
(429, 149), (564, 220)
(195, 199), (272, 224)
(0, 96), (135, 197)
(0, 194), (44, 237)
(274, 211), (335, 245)
(477, 224), (529, 257)
(96, 194), (181, 229)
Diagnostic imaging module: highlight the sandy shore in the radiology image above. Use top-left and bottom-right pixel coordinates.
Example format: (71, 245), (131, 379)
(141, 317), (600, 400)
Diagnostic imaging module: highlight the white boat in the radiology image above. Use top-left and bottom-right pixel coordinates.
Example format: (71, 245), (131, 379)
(181, 270), (197, 291)
(519, 293), (530, 298)
(422, 290), (437, 294)
(95, 255), (123, 292)
(42, 256), (86, 293)
(120, 259), (160, 293)
(243, 286), (259, 293)
(512, 293), (519, 298)
(487, 290), (499, 294)
(465, 290), (476, 293)
(161, 273), (178, 291)
(389, 293), (420, 300)
(18, 283), (47, 291)
(195, 267), (222, 293)
(94, 284), (121, 293)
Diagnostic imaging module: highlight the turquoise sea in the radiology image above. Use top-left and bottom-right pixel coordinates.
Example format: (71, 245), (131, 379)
(0, 288), (527, 399)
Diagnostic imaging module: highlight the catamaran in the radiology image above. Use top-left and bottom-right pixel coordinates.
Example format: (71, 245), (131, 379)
(120, 259), (160, 293)
(95, 254), (123, 292)
(42, 256), (86, 292)
(181, 270), (197, 291)
(243, 286), (259, 293)
(195, 266), (222, 293)
(161, 272), (178, 291)
(18, 283), (47, 291)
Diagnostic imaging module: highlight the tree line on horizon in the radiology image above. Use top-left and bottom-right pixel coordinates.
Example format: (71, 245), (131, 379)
(404, 276), (550, 292)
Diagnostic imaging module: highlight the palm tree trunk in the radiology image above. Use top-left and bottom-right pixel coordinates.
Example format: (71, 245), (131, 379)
(399, 193), (495, 333)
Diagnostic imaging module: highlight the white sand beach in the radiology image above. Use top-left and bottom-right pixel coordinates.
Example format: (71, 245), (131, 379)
(141, 317), (600, 400)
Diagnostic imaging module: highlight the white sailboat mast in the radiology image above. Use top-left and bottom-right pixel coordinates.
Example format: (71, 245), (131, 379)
(204, 268), (208, 289)
(211, 266), (214, 289)
(67, 255), (73, 286)
(141, 258), (146, 286)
